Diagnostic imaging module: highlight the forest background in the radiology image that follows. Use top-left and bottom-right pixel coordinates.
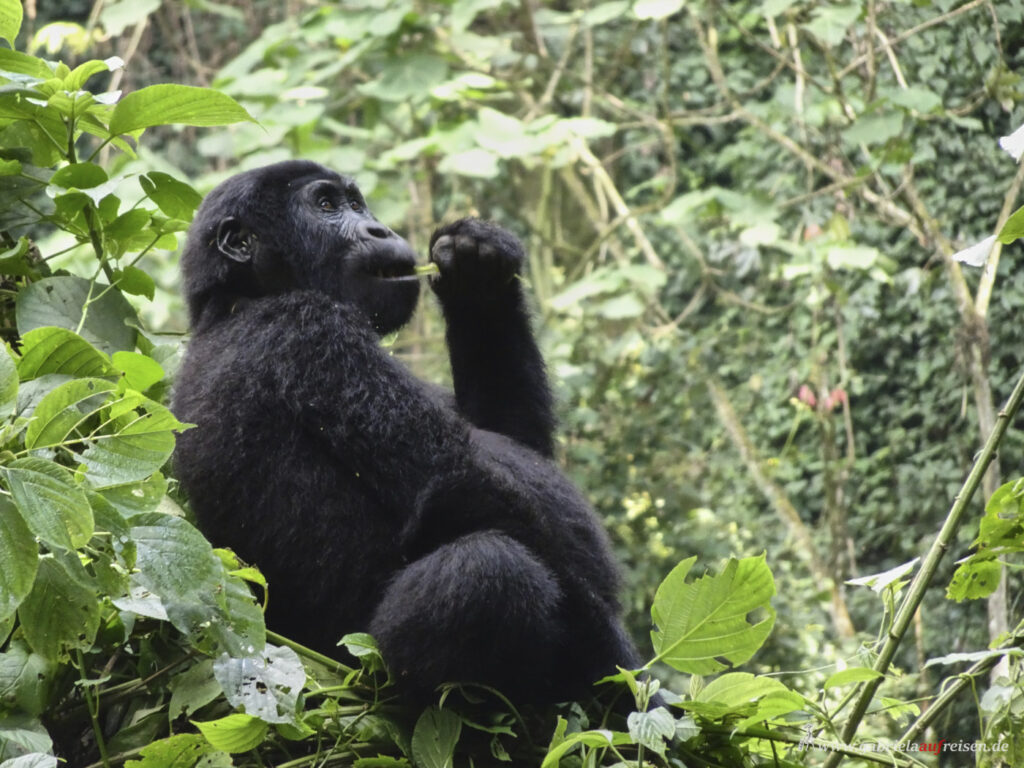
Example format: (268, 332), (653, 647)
(1, 0), (1023, 766)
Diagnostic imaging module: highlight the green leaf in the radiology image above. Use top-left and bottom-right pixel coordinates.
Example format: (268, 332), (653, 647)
(0, 640), (56, 717)
(168, 661), (223, 724)
(357, 54), (449, 103)
(130, 513), (263, 655)
(841, 113), (903, 147)
(650, 554), (776, 674)
(123, 733), (220, 768)
(17, 327), (116, 380)
(18, 556), (99, 661)
(76, 396), (183, 487)
(109, 85), (255, 135)
(140, 172), (203, 220)
(213, 645), (304, 725)
(0, 753), (58, 768)
(0, 0), (23, 43)
(50, 163), (108, 190)
(99, 0), (161, 38)
(193, 713), (268, 754)
(25, 377), (116, 449)
(438, 148), (500, 179)
(4, 458), (93, 551)
(824, 667), (884, 689)
(112, 351), (164, 391)
(947, 557), (1002, 601)
(541, 729), (631, 768)
(0, 345), (16, 415)
(633, 0), (685, 20)
(0, 499), (38, 623)
(113, 267), (156, 300)
(997, 204), (1024, 244)
(16, 276), (138, 354)
(411, 708), (462, 768)
(626, 707), (675, 755)
(803, 4), (860, 47)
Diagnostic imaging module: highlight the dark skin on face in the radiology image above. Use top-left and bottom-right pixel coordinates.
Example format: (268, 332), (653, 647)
(173, 160), (638, 704)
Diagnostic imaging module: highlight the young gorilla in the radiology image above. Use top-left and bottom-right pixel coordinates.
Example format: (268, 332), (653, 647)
(173, 160), (638, 702)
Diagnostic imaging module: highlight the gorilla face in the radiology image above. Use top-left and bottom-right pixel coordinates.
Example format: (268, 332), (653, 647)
(182, 161), (420, 335)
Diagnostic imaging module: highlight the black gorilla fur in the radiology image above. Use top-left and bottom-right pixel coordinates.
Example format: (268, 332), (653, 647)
(173, 160), (638, 702)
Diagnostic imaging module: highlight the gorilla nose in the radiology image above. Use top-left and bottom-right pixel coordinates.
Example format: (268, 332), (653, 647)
(360, 221), (395, 240)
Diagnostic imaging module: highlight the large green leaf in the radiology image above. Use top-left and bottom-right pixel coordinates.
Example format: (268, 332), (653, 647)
(4, 458), (93, 551)
(0, 498), (38, 623)
(25, 377), (116, 450)
(0, 640), (55, 717)
(139, 172), (203, 220)
(18, 556), (99, 661)
(129, 513), (263, 655)
(76, 396), (184, 487)
(213, 646), (304, 725)
(0, 0), (22, 43)
(16, 276), (138, 354)
(193, 714), (268, 754)
(17, 327), (117, 380)
(109, 84), (254, 135)
(650, 554), (776, 674)
(411, 708), (462, 768)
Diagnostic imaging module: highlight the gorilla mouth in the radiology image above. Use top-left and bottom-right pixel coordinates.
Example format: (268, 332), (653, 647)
(366, 261), (417, 281)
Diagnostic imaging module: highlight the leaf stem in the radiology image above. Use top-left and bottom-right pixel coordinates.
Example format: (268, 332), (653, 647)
(824, 365), (1024, 765)
(266, 629), (355, 675)
(76, 648), (111, 768)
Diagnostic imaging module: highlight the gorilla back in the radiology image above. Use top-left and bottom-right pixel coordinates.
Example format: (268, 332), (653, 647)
(173, 160), (638, 702)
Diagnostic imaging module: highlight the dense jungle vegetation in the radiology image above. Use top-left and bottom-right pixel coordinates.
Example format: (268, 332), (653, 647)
(0, 0), (1023, 766)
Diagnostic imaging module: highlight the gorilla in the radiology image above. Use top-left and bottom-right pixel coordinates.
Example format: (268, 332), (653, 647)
(172, 160), (639, 702)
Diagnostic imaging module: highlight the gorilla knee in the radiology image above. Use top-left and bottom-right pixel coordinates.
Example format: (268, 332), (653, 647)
(369, 531), (563, 699)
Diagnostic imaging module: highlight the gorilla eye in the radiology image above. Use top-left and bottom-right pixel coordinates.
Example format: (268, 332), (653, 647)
(349, 200), (363, 213)
(318, 197), (336, 211)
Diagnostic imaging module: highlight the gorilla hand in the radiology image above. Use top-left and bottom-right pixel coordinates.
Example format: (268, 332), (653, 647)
(428, 218), (524, 306)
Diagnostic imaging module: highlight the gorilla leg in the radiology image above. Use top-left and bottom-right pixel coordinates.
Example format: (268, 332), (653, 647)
(369, 531), (564, 701)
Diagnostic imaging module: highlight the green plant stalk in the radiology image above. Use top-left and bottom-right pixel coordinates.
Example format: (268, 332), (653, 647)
(823, 364), (1024, 767)
(700, 724), (916, 767)
(899, 633), (1024, 744)
(76, 648), (111, 768)
(266, 629), (356, 675)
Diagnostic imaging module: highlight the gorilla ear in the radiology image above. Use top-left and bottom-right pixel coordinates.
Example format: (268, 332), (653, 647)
(215, 217), (258, 263)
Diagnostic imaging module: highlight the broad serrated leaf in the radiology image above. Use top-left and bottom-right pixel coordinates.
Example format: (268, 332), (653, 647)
(17, 327), (116, 380)
(651, 555), (776, 674)
(193, 713), (268, 754)
(0, 498), (38, 623)
(109, 85), (255, 135)
(4, 458), (93, 550)
(18, 556), (99, 660)
(411, 708), (462, 768)
(540, 729), (631, 768)
(213, 646), (304, 725)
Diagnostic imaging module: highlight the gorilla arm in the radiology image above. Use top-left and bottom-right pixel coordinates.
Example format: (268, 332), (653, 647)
(430, 219), (556, 458)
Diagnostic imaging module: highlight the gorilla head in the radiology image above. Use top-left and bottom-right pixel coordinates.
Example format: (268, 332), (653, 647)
(181, 160), (420, 334)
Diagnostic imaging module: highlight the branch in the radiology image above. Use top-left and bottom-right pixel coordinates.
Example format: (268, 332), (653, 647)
(824, 364), (1024, 763)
